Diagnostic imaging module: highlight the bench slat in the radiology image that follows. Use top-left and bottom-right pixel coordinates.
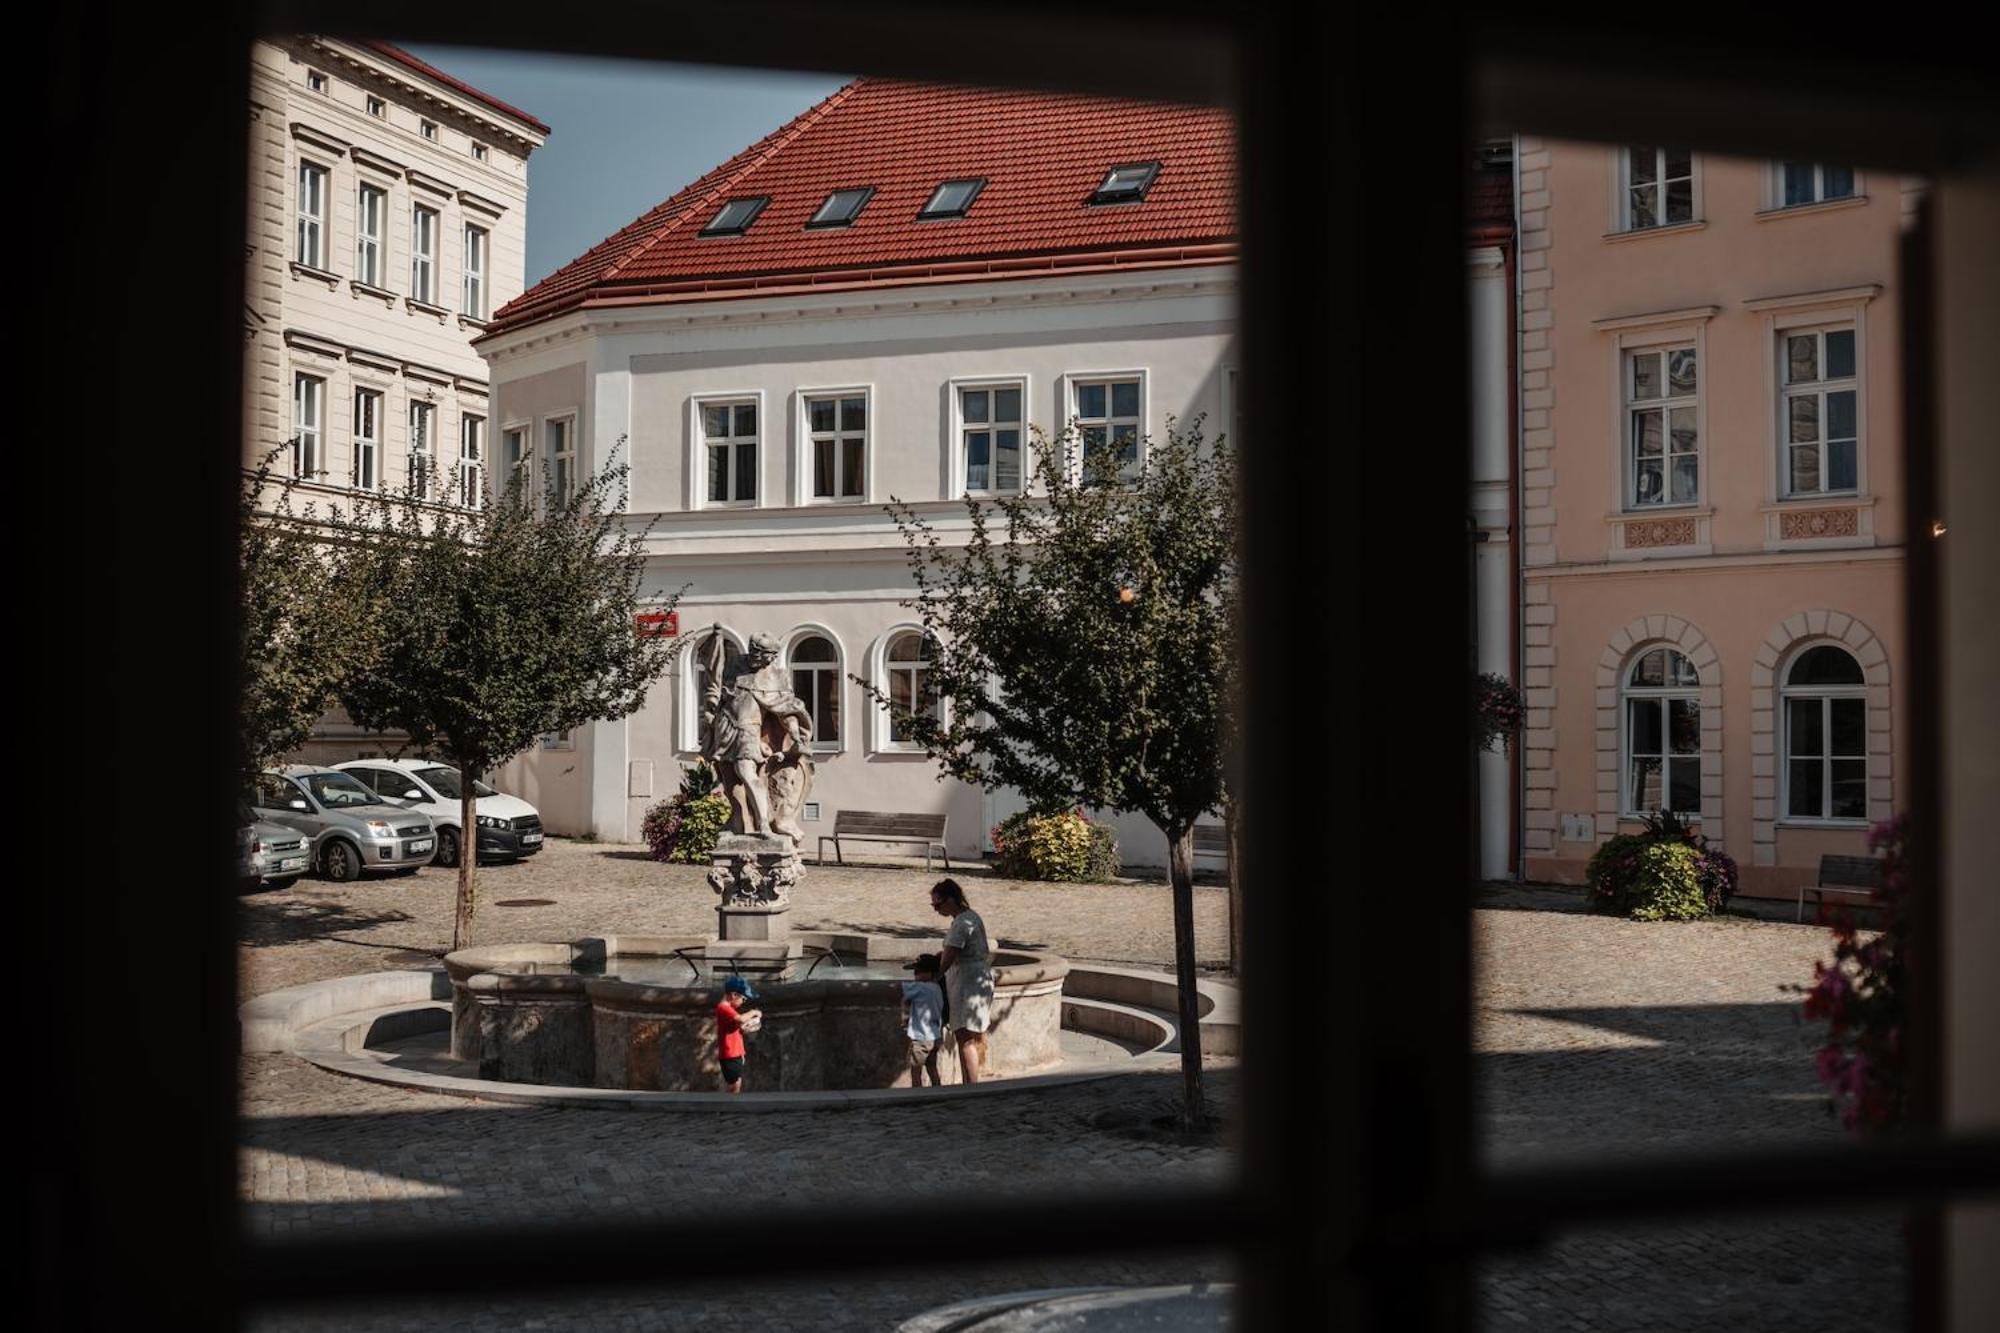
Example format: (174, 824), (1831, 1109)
(1816, 855), (1883, 888)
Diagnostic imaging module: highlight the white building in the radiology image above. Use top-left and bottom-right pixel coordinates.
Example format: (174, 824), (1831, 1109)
(479, 79), (1236, 865)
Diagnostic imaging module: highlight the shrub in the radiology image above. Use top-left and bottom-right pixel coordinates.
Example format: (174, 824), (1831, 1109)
(991, 809), (1119, 882)
(641, 790), (731, 864)
(1799, 816), (1908, 1134)
(1586, 809), (1736, 920)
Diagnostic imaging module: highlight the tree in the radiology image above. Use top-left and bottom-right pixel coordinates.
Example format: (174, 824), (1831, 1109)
(863, 419), (1234, 1132)
(238, 445), (383, 774)
(339, 441), (681, 949)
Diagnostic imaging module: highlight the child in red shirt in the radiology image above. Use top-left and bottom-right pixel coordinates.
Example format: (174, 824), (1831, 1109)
(716, 974), (761, 1093)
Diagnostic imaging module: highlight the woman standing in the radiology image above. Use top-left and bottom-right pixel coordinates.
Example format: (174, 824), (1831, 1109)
(929, 878), (996, 1084)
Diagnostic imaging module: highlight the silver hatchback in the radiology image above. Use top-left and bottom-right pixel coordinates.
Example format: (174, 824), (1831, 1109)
(248, 767), (438, 882)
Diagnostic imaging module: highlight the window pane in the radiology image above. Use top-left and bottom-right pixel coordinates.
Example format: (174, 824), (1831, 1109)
(995, 387), (1021, 420)
(1112, 423), (1139, 466)
(966, 430), (990, 490)
(1111, 381), (1139, 417)
(1790, 395), (1820, 444)
(1669, 697), (1701, 754)
(1831, 698), (1866, 756)
(1789, 645), (1864, 686)
(1629, 757), (1663, 812)
(1630, 650), (1664, 688)
(1629, 697), (1662, 752)
(1670, 456), (1698, 503)
(1829, 440), (1857, 491)
(963, 390), (988, 424)
(1629, 184), (1657, 229)
(1077, 383), (1106, 418)
(703, 405), (730, 438)
(1783, 162), (1814, 206)
(1630, 353), (1660, 401)
(1788, 697), (1825, 756)
(1790, 445), (1821, 493)
(1831, 760), (1868, 819)
(1081, 425), (1107, 455)
(1665, 178), (1693, 223)
(1825, 329), (1856, 378)
(1666, 650), (1699, 687)
(841, 397), (866, 432)
(1629, 147), (1657, 184)
(1668, 757), (1701, 813)
(1635, 459), (1663, 505)
(1786, 335), (1817, 384)
(814, 438), (834, 496)
(995, 429), (1021, 490)
(842, 438), (864, 496)
(1789, 760), (1824, 817)
(1634, 408), (1663, 456)
(1823, 165), (1855, 199)
(1667, 348), (1697, 394)
(707, 446), (729, 502)
(810, 398), (836, 433)
(1828, 389), (1856, 440)
(816, 669), (841, 741)
(1664, 148), (1691, 179)
(1669, 406), (1697, 453)
(792, 636), (836, 664)
(735, 403), (757, 437)
(734, 442), (755, 501)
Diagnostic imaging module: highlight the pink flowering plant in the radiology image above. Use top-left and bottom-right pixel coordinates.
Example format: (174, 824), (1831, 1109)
(641, 762), (730, 864)
(1474, 672), (1525, 753)
(1584, 807), (1738, 920)
(1798, 816), (1907, 1134)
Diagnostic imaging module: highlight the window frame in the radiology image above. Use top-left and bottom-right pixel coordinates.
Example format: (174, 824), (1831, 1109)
(1777, 323), (1860, 499)
(290, 372), (323, 480)
(678, 627), (745, 755)
(294, 158), (328, 269)
(1062, 369), (1148, 484)
(407, 400), (436, 498)
(1771, 161), (1861, 209)
(872, 626), (943, 753)
(1087, 159), (1161, 204)
(784, 627), (847, 753)
(806, 185), (875, 228)
(1755, 292), (1878, 514)
(409, 203), (438, 306)
(917, 177), (985, 219)
(1613, 145), (1701, 232)
(365, 94), (385, 118)
(458, 413), (484, 510)
(471, 141), (489, 163)
(499, 420), (530, 501)
(948, 374), (1030, 498)
(794, 384), (873, 506)
(351, 386), (383, 491)
(419, 119), (438, 142)
(544, 413), (577, 509)
(354, 182), (386, 290)
(1619, 644), (1704, 819)
(689, 391), (764, 509)
(305, 68), (328, 95)
(1779, 641), (1871, 827)
(462, 223), (487, 319)
(700, 195), (769, 237)
(1621, 342), (1701, 509)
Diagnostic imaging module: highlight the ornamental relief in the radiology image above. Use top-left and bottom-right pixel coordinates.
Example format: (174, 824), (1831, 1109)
(1778, 507), (1861, 540)
(1623, 516), (1699, 549)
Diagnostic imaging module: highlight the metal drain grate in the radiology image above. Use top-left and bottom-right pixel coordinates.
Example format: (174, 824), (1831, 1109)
(493, 898), (557, 907)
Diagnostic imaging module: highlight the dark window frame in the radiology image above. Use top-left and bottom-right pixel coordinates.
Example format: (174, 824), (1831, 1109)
(805, 184), (875, 227)
(700, 194), (771, 236)
(1087, 159), (1160, 204)
(917, 176), (985, 219)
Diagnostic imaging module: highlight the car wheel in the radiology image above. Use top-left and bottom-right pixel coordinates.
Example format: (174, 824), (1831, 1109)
(321, 839), (361, 883)
(436, 826), (461, 869)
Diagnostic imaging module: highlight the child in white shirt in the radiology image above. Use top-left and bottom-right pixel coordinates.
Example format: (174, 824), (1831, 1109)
(901, 954), (947, 1087)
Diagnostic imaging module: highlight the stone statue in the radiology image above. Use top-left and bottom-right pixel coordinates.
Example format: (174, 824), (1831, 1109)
(699, 628), (817, 848)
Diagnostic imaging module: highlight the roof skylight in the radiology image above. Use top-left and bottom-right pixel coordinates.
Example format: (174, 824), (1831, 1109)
(919, 178), (985, 219)
(701, 196), (770, 236)
(1089, 161), (1160, 204)
(808, 186), (875, 228)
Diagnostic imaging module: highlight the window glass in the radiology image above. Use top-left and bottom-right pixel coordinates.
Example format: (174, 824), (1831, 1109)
(299, 772), (378, 808)
(810, 187), (873, 226)
(789, 636), (841, 745)
(415, 767), (497, 800)
(920, 179), (983, 217)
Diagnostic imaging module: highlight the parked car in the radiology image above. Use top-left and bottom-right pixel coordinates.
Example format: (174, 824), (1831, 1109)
(335, 759), (544, 868)
(236, 799), (310, 892)
(245, 767), (437, 882)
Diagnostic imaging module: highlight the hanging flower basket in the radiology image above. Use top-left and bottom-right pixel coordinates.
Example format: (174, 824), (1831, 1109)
(1474, 672), (1525, 753)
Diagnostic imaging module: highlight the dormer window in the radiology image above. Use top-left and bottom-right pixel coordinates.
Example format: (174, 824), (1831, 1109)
(919, 178), (984, 219)
(1089, 161), (1159, 204)
(808, 187), (874, 228)
(701, 196), (769, 236)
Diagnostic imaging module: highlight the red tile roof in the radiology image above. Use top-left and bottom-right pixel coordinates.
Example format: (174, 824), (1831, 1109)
(363, 41), (551, 136)
(1469, 163), (1514, 234)
(483, 78), (1236, 338)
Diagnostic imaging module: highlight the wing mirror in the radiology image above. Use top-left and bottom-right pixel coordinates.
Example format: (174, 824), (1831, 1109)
(290, 799), (309, 811)
(403, 790), (425, 800)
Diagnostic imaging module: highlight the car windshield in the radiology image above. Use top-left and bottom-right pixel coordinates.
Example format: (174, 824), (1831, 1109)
(300, 772), (380, 808)
(415, 767), (496, 800)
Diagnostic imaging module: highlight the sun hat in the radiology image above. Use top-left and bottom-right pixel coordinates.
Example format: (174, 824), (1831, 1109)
(723, 974), (759, 999)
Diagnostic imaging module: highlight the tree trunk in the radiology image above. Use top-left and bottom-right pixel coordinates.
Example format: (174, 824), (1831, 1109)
(1223, 796), (1242, 978)
(1165, 822), (1208, 1134)
(452, 759), (477, 952)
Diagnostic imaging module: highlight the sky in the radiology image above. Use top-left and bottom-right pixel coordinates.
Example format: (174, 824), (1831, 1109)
(401, 45), (848, 286)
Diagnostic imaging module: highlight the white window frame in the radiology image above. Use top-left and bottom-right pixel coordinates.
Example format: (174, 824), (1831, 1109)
(545, 413), (577, 509)
(1062, 370), (1148, 484)
(410, 204), (438, 305)
(678, 627), (746, 754)
(354, 183), (385, 289)
(407, 400), (436, 498)
(351, 387), (382, 491)
(1616, 146), (1699, 232)
(784, 627), (847, 753)
(1619, 645), (1703, 819)
(306, 68), (328, 94)
(1754, 292), (1877, 511)
(365, 95), (385, 118)
(870, 626), (944, 754)
(471, 142), (488, 162)
(459, 413), (484, 510)
(1778, 641), (1870, 827)
(1769, 162), (1862, 210)
(420, 119), (438, 142)
(291, 373), (323, 479)
(499, 420), (530, 500)
(461, 224), (487, 318)
(793, 385), (873, 506)
(1777, 323), (1861, 499)
(689, 391), (764, 510)
(948, 375), (1030, 498)
(1622, 341), (1701, 509)
(295, 160), (328, 269)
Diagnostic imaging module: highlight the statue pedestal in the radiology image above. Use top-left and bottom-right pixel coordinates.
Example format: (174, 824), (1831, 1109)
(709, 833), (802, 949)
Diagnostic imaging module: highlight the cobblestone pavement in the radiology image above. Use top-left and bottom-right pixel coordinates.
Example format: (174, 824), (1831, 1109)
(240, 864), (1901, 1330)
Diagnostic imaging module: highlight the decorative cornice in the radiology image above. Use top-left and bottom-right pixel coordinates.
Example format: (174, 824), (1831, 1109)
(289, 122), (350, 156)
(349, 146), (406, 179)
(457, 189), (505, 217)
(454, 375), (489, 394)
(1591, 304), (1720, 332)
(282, 328), (346, 358)
(402, 360), (456, 386)
(1742, 284), (1882, 313)
(287, 260), (340, 290)
(346, 347), (401, 372)
(406, 168), (456, 198)
(301, 37), (544, 153)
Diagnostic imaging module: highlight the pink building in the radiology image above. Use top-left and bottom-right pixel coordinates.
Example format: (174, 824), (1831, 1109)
(1517, 139), (1921, 898)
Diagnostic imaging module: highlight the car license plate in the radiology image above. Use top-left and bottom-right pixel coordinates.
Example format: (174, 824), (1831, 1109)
(408, 838), (434, 854)
(279, 856), (307, 872)
(522, 833), (543, 845)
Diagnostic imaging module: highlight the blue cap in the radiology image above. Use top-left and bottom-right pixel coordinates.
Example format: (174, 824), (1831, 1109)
(723, 975), (759, 998)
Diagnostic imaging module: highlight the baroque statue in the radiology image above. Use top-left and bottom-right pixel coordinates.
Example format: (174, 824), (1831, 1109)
(698, 628), (817, 848)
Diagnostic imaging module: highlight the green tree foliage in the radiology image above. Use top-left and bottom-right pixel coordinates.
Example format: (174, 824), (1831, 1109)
(237, 446), (383, 774)
(338, 441), (680, 948)
(863, 418), (1233, 1131)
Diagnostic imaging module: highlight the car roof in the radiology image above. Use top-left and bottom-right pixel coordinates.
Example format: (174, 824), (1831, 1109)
(334, 758), (449, 772)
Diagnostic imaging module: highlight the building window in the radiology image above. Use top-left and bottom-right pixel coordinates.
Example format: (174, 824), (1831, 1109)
(679, 631), (743, 752)
(539, 729), (573, 751)
(295, 161), (327, 268)
(420, 119), (437, 141)
(352, 388), (382, 490)
(407, 401), (436, 497)
(919, 178), (984, 219)
(789, 634), (842, 748)
(1783, 645), (1868, 822)
(410, 205), (438, 305)
(355, 184), (385, 288)
(1778, 162), (1856, 207)
(1089, 161), (1160, 204)
(959, 382), (1024, 494)
(306, 69), (328, 94)
(501, 426), (527, 495)
(459, 414), (484, 509)
(366, 95), (385, 118)
(699, 400), (758, 506)
(884, 631), (939, 748)
(471, 142), (488, 162)
(291, 374), (323, 479)
(1623, 146), (1694, 229)
(462, 225), (487, 318)
(1073, 376), (1142, 482)
(1781, 327), (1858, 495)
(1626, 345), (1698, 506)
(808, 187), (873, 228)
(1623, 646), (1701, 816)
(547, 417), (575, 508)
(807, 393), (867, 501)
(701, 197), (768, 236)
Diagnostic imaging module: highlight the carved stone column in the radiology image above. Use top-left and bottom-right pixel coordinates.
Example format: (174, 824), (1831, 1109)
(708, 832), (802, 946)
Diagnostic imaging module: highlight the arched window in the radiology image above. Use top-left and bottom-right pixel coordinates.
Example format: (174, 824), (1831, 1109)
(884, 630), (939, 748)
(1783, 644), (1867, 821)
(788, 632), (841, 750)
(1623, 646), (1701, 816)
(679, 628), (743, 754)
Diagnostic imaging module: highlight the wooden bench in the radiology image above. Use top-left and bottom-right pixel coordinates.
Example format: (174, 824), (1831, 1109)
(818, 810), (951, 871)
(1797, 853), (1883, 922)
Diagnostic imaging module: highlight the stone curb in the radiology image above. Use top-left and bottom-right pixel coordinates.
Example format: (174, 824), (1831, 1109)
(239, 967), (451, 1053)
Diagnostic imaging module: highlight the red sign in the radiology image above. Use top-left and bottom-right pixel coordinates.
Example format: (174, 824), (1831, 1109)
(635, 611), (679, 639)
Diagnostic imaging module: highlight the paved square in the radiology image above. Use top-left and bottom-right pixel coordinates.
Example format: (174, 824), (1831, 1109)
(239, 845), (1900, 1330)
